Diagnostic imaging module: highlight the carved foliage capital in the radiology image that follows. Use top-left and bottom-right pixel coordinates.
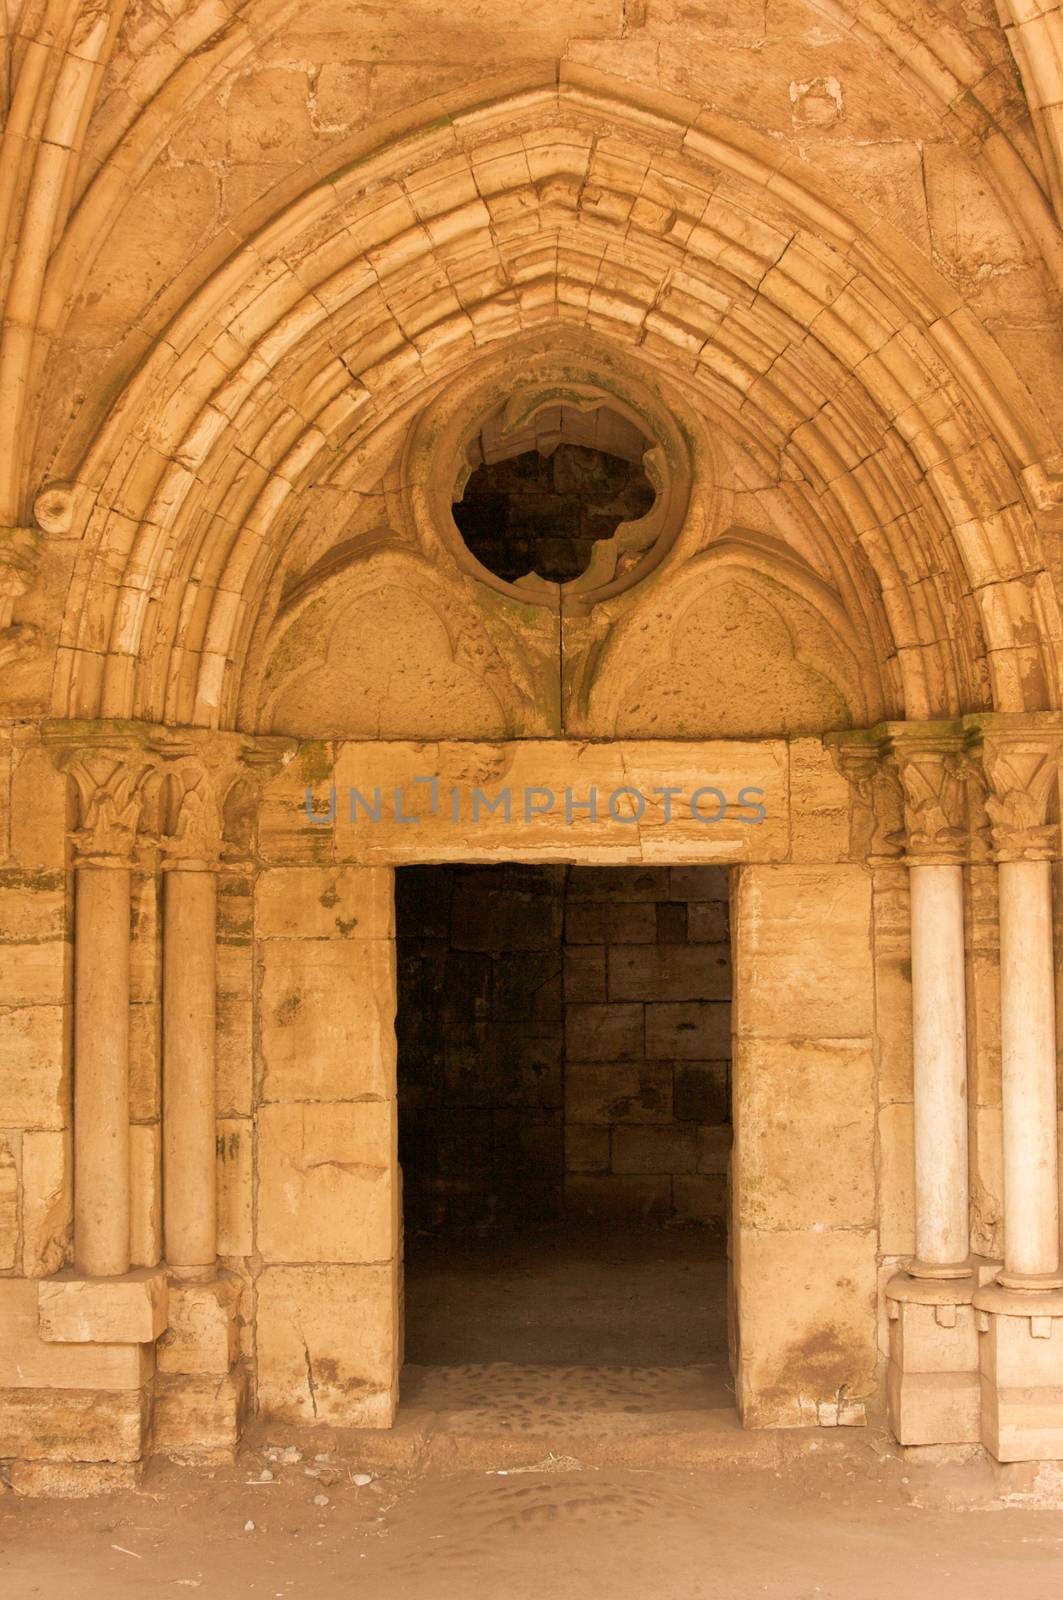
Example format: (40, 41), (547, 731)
(885, 733), (970, 863)
(57, 747), (155, 867)
(826, 732), (904, 862)
(973, 733), (1061, 863)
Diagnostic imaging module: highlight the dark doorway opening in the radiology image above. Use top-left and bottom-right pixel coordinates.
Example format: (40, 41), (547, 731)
(395, 864), (733, 1388)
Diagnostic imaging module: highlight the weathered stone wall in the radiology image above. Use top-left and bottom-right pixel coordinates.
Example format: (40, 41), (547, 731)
(395, 861), (732, 1233)
(562, 865), (731, 1226)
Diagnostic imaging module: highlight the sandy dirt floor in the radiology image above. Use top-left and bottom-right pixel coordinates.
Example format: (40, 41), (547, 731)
(6, 1227), (1062, 1597)
(4, 1437), (1063, 1600)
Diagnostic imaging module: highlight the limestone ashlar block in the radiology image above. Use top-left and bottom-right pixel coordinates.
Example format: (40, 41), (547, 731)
(152, 1367), (248, 1463)
(257, 1100), (396, 1265)
(0, 1281), (153, 1389)
(564, 1002), (643, 1061)
(20, 1128), (72, 1277)
(0, 1003), (70, 1128)
(612, 1123), (697, 1174)
(0, 1385), (150, 1462)
(128, 1122), (161, 1269)
(0, 938), (70, 1007)
(734, 1038), (876, 1231)
(256, 866), (394, 940)
(255, 1264), (399, 1427)
(216, 1117), (253, 1256)
(9, 1460), (141, 1497)
(565, 1061), (672, 1124)
(38, 1267), (168, 1345)
(0, 1131), (17, 1270)
(645, 1001), (731, 1059)
(258, 937), (396, 1101)
(888, 1298), (979, 1376)
(735, 1227), (878, 1428)
(734, 864), (873, 1038)
(886, 1365), (981, 1447)
(157, 1273), (241, 1376)
(607, 942), (731, 1002)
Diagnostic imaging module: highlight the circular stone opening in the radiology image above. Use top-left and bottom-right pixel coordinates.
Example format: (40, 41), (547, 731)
(452, 405), (656, 587)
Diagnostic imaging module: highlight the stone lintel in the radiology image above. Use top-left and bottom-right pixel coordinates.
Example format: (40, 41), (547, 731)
(38, 1266), (168, 1345)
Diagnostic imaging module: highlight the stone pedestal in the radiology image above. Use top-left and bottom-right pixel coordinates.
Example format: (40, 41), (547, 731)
(975, 1285), (1063, 1461)
(886, 1273), (982, 1445)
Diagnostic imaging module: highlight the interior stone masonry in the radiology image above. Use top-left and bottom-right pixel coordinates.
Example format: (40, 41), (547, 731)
(4, 0), (1063, 1496)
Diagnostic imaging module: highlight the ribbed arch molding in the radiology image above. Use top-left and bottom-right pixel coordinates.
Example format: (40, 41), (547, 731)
(55, 70), (1063, 729)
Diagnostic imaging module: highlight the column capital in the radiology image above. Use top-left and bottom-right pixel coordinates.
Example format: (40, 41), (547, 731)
(44, 731), (160, 868)
(963, 713), (1063, 863)
(824, 728), (904, 863)
(879, 721), (971, 866)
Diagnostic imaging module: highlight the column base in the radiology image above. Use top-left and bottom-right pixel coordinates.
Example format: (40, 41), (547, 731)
(886, 1271), (982, 1446)
(974, 1283), (1063, 1461)
(153, 1269), (246, 1463)
(37, 1267), (168, 1345)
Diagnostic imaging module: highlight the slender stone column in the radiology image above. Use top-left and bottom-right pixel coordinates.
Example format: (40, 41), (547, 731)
(74, 862), (132, 1276)
(998, 857), (1059, 1283)
(161, 776), (221, 1278)
(63, 748), (151, 1278)
(908, 861), (970, 1276)
(887, 727), (973, 1281)
(162, 867), (218, 1275)
(974, 722), (1063, 1290)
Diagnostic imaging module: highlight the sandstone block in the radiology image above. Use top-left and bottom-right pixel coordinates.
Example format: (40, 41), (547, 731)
(256, 1264), (399, 1426)
(888, 1297), (979, 1376)
(157, 1274), (241, 1375)
(565, 1061), (672, 1123)
(734, 865), (872, 1039)
(0, 1386), (150, 1461)
(0, 1132), (17, 1271)
(735, 1227), (878, 1428)
(564, 1124), (610, 1173)
(564, 1002), (643, 1060)
(0, 940), (70, 1007)
(608, 942), (730, 1002)
(257, 1100), (396, 1264)
(38, 1268), (168, 1345)
(980, 1374), (1063, 1463)
(887, 1365), (981, 1447)
(258, 937), (396, 1101)
(670, 867), (729, 901)
(612, 1123), (697, 1174)
(877, 1102), (915, 1256)
(216, 1118), (253, 1256)
(0, 1004), (70, 1128)
(697, 1123), (732, 1174)
(674, 1061), (728, 1121)
(152, 1368), (248, 1463)
(256, 866), (394, 940)
(9, 1460), (141, 1497)
(645, 1001), (731, 1059)
(688, 901), (728, 942)
(128, 1122), (160, 1270)
(735, 1039), (875, 1230)
(0, 1281), (153, 1389)
(563, 945), (606, 1000)
(20, 1129), (71, 1277)
(216, 997), (253, 1115)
